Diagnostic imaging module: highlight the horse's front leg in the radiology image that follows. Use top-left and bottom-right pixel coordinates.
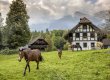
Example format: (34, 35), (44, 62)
(36, 61), (39, 69)
(28, 63), (30, 72)
(23, 62), (28, 76)
(58, 53), (61, 59)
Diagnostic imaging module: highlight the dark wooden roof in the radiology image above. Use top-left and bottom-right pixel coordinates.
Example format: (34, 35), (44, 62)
(102, 39), (110, 45)
(64, 17), (102, 39)
(29, 37), (48, 45)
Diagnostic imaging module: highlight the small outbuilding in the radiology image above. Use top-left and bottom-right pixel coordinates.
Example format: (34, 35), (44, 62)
(28, 37), (48, 50)
(102, 38), (110, 49)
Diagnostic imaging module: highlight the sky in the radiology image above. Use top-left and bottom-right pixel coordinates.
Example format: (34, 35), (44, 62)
(0, 0), (110, 31)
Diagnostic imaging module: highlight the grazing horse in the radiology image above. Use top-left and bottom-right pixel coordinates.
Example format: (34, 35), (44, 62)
(57, 49), (62, 59)
(18, 48), (43, 76)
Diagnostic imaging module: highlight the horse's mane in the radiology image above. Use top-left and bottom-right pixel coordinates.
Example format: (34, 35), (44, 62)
(23, 48), (31, 61)
(24, 48), (31, 53)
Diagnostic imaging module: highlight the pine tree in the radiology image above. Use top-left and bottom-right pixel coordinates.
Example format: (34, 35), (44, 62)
(0, 28), (2, 46)
(53, 36), (66, 49)
(45, 34), (52, 51)
(46, 28), (50, 34)
(0, 13), (3, 48)
(6, 0), (31, 49)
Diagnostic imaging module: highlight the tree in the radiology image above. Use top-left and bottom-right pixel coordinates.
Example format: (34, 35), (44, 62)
(64, 42), (69, 50)
(2, 26), (10, 46)
(51, 33), (56, 50)
(107, 34), (110, 39)
(104, 10), (110, 39)
(51, 30), (64, 37)
(104, 11), (110, 31)
(45, 34), (52, 51)
(40, 30), (46, 39)
(46, 28), (50, 34)
(6, 0), (31, 49)
(0, 28), (2, 46)
(53, 36), (66, 49)
(0, 13), (3, 49)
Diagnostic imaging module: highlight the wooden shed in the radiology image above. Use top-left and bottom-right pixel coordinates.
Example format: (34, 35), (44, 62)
(102, 38), (110, 49)
(28, 37), (48, 50)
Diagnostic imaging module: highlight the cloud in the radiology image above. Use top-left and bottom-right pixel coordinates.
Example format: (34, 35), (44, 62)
(0, 0), (10, 24)
(1, 0), (110, 30)
(0, 0), (9, 12)
(95, 0), (110, 12)
(0, 1), (9, 5)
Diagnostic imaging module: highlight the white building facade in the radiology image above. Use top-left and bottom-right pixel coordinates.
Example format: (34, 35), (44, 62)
(65, 17), (101, 50)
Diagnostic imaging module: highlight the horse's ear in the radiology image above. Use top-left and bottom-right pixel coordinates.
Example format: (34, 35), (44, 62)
(19, 48), (21, 51)
(19, 48), (23, 51)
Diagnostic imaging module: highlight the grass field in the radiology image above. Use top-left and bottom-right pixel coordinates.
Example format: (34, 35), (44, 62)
(0, 49), (110, 80)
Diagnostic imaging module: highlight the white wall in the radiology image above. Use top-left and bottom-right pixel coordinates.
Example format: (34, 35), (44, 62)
(72, 41), (97, 50)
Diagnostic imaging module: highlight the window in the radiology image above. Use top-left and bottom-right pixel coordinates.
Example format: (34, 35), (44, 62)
(91, 43), (95, 47)
(83, 43), (87, 48)
(69, 33), (73, 42)
(69, 33), (72, 37)
(83, 33), (87, 38)
(90, 33), (95, 38)
(76, 33), (80, 38)
(76, 43), (79, 45)
(83, 25), (87, 29)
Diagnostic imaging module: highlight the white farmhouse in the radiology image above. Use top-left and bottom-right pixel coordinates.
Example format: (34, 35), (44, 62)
(65, 17), (102, 50)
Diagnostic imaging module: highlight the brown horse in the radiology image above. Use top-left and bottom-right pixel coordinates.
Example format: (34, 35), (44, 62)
(57, 49), (62, 59)
(18, 48), (43, 76)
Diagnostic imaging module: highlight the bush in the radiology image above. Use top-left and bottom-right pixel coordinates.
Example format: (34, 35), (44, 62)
(52, 46), (57, 51)
(63, 42), (69, 50)
(0, 48), (18, 55)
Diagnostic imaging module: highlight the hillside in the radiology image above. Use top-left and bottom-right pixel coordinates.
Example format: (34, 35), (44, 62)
(0, 49), (110, 80)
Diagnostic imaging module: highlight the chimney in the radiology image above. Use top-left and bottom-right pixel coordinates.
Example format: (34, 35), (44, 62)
(80, 18), (83, 21)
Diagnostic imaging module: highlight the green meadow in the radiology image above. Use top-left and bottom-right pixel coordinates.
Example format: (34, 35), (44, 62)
(0, 49), (110, 80)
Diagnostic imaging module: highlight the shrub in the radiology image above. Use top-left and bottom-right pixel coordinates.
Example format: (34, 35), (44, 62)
(52, 46), (57, 51)
(64, 42), (69, 50)
(0, 48), (18, 55)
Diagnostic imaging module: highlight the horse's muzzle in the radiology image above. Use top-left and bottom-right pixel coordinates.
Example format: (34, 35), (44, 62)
(18, 59), (21, 62)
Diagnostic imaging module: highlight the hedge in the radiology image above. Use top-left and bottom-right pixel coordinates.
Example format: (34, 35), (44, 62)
(0, 48), (19, 55)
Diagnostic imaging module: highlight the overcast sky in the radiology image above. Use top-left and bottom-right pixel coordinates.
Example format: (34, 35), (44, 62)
(0, 0), (110, 30)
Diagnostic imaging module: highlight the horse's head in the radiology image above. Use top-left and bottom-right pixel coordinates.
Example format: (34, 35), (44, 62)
(18, 48), (25, 62)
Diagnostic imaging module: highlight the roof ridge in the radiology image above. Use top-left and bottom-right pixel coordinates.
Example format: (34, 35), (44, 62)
(79, 17), (91, 23)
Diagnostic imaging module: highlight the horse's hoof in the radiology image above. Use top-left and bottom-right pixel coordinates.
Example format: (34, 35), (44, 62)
(23, 73), (26, 76)
(23, 74), (25, 77)
(36, 68), (39, 70)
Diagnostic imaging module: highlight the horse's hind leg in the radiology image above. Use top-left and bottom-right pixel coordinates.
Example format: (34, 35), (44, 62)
(23, 63), (28, 76)
(60, 53), (62, 59)
(36, 61), (39, 69)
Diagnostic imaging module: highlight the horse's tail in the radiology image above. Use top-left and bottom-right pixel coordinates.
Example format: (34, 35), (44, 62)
(39, 55), (43, 61)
